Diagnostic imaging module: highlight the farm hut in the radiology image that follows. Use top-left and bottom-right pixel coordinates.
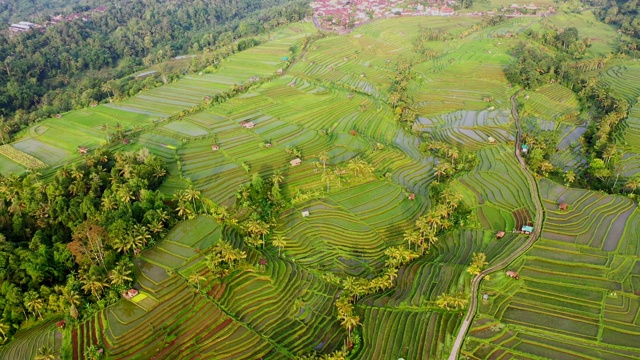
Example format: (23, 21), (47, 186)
(56, 114), (62, 118)
(241, 121), (255, 129)
(482, 294), (489, 301)
(290, 158), (302, 167)
(521, 225), (534, 234)
(78, 146), (88, 155)
(506, 271), (519, 279)
(521, 144), (529, 153)
(488, 136), (496, 144)
(360, 73), (365, 77)
(259, 258), (267, 266)
(122, 138), (130, 145)
(301, 210), (310, 218)
(56, 320), (66, 328)
(211, 144), (220, 151)
(496, 231), (505, 239)
(408, 193), (416, 201)
(343, 57), (349, 61)
(282, 56), (289, 61)
(123, 288), (139, 299)
(277, 68), (284, 75)
(559, 203), (568, 211)
(265, 142), (272, 148)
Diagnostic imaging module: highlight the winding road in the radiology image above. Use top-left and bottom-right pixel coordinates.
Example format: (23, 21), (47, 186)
(447, 92), (546, 360)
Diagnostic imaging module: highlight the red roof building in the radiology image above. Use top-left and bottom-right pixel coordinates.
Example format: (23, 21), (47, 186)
(506, 271), (519, 279)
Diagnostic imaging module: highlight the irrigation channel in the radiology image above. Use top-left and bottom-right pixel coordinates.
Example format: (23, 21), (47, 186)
(448, 91), (546, 360)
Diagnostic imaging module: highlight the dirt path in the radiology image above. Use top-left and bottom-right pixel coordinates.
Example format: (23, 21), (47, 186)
(448, 91), (545, 360)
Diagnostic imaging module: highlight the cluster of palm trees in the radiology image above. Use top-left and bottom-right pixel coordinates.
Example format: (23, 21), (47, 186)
(435, 292), (469, 311)
(316, 152), (375, 192)
(243, 215), (271, 248)
(79, 260), (133, 301)
(174, 186), (206, 219)
(204, 240), (247, 278)
(403, 189), (463, 254)
(467, 252), (489, 276)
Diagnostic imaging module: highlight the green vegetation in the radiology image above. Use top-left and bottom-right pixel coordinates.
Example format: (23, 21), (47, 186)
(1, 1), (640, 359)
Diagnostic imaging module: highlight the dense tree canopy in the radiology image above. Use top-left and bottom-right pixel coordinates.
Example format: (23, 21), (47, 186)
(0, 0), (311, 141)
(0, 149), (178, 343)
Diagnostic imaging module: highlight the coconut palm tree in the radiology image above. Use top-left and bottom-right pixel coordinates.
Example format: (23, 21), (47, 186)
(24, 291), (44, 319)
(340, 313), (360, 340)
(35, 345), (57, 360)
(272, 235), (286, 256)
(99, 124), (110, 143)
(109, 263), (133, 287)
(81, 274), (110, 300)
(318, 151), (329, 173)
(0, 322), (9, 343)
(563, 170), (576, 186)
(188, 273), (206, 292)
(624, 177), (640, 194)
(184, 186), (202, 213)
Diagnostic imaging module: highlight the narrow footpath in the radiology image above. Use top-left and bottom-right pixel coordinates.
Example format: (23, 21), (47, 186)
(448, 92), (545, 360)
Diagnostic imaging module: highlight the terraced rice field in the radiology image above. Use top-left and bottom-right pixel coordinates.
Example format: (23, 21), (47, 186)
(415, 110), (513, 150)
(0, 319), (63, 360)
(465, 179), (640, 359)
(3, 12), (639, 360)
(523, 84), (580, 122)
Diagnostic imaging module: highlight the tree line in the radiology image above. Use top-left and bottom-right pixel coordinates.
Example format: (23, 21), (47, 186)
(0, 0), (311, 142)
(0, 148), (180, 344)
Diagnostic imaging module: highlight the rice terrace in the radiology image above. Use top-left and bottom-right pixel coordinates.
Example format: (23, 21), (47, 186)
(1, 0), (640, 359)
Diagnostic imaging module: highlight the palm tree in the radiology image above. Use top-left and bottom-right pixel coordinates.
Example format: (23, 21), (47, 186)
(188, 273), (206, 292)
(0, 322), (9, 343)
(434, 162), (450, 182)
(272, 235), (286, 256)
(624, 177), (640, 194)
(318, 151), (329, 173)
(81, 274), (110, 300)
(563, 170), (576, 186)
(132, 224), (151, 248)
(99, 124), (110, 143)
(24, 292), (44, 319)
(109, 263), (133, 287)
(175, 200), (192, 219)
(61, 288), (81, 308)
(340, 313), (360, 340)
(271, 170), (284, 188)
(35, 346), (57, 360)
(184, 186), (202, 213)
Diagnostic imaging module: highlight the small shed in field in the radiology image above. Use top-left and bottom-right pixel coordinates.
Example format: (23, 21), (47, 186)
(496, 231), (505, 239)
(290, 158), (302, 166)
(408, 193), (416, 201)
(240, 121), (255, 129)
(488, 136), (496, 144)
(211, 144), (220, 151)
(78, 146), (88, 155)
(506, 271), (519, 279)
(522, 225), (533, 234)
(559, 203), (568, 211)
(301, 210), (310, 218)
